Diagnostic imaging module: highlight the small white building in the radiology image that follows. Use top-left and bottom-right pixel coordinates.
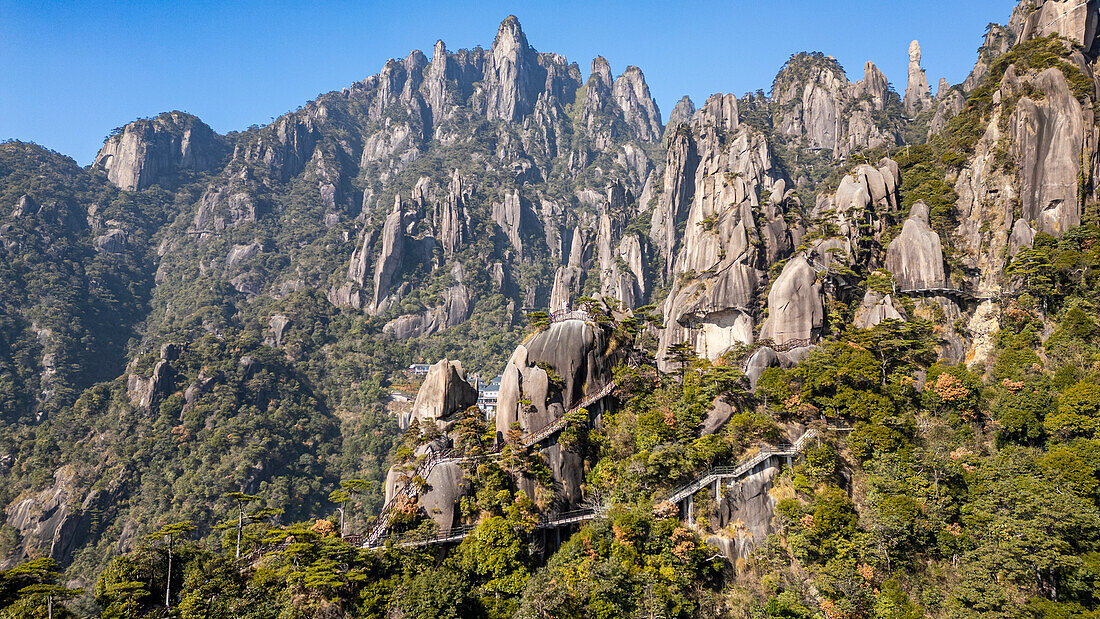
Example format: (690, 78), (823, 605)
(407, 363), (431, 376)
(478, 375), (502, 418)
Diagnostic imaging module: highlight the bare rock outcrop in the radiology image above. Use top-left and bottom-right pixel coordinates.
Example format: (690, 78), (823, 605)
(666, 95), (696, 132)
(372, 197), (407, 314)
(707, 463), (783, 561)
(611, 66), (663, 142)
(267, 315), (291, 347)
(126, 358), (174, 410)
(903, 41), (933, 116)
(885, 202), (946, 290)
(653, 99), (798, 369)
(496, 318), (615, 437)
(4, 466), (122, 567)
(853, 291), (907, 329)
(409, 359), (478, 425)
(480, 16), (581, 125)
(1011, 67), (1086, 235)
(759, 255), (823, 347)
(93, 229), (127, 254)
(771, 54), (900, 158)
(929, 86), (966, 136)
(492, 190), (534, 258)
(1008, 219), (1037, 257)
(811, 159), (900, 264)
(773, 54), (846, 152)
(494, 316), (619, 505)
(94, 111), (228, 191)
(1011, 0), (1100, 50)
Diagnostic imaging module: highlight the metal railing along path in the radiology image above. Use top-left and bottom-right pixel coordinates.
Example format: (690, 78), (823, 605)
(548, 309), (592, 324)
(369, 508), (601, 548)
(665, 423), (851, 506)
(364, 381), (617, 547)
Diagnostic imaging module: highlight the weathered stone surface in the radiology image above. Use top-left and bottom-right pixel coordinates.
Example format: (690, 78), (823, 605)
(774, 56), (846, 152)
(1008, 219), (1037, 257)
(126, 359), (174, 409)
(495, 318), (613, 436)
(93, 229), (127, 253)
(410, 359), (478, 424)
(372, 197), (406, 314)
(759, 256), (823, 347)
(267, 315), (291, 347)
(1011, 68), (1085, 235)
(419, 460), (465, 531)
(701, 397), (735, 435)
(94, 111), (228, 190)
(709, 464), (782, 561)
(440, 170), (468, 256)
(903, 40), (933, 116)
(853, 291), (907, 329)
(226, 242), (261, 268)
(1013, 0), (1100, 50)
(481, 16), (580, 124)
(655, 109), (792, 369)
(492, 190), (529, 258)
(611, 66), (663, 142)
(853, 61), (891, 109)
(929, 86), (966, 136)
(886, 202), (946, 290)
(666, 95), (695, 132)
(4, 466), (121, 568)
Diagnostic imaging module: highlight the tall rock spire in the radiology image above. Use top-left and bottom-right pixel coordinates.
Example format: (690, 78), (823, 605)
(484, 16), (541, 121)
(611, 66), (664, 141)
(903, 40), (933, 116)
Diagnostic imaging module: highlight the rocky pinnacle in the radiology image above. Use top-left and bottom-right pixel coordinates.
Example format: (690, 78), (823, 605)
(903, 40), (933, 117)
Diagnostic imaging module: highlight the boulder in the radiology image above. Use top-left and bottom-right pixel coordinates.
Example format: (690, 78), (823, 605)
(885, 201), (946, 290)
(419, 461), (466, 531)
(853, 291), (907, 329)
(94, 229), (127, 253)
(759, 256), (823, 347)
(1008, 219), (1037, 257)
(701, 397), (735, 435)
(410, 359), (478, 424)
(742, 346), (806, 392)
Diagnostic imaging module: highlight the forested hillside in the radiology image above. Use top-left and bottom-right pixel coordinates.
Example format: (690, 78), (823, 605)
(4, 0), (1100, 617)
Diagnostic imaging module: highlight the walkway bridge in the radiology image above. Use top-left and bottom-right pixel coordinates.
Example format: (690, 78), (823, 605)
(363, 381), (617, 548)
(666, 422), (852, 520)
(365, 419), (852, 548)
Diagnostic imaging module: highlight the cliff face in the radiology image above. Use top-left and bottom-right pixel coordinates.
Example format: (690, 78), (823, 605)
(770, 53), (903, 159)
(11, 0), (1100, 579)
(653, 96), (794, 368)
(94, 111), (230, 191)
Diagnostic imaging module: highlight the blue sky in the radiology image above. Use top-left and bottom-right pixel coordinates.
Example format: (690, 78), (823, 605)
(1, 0), (1012, 165)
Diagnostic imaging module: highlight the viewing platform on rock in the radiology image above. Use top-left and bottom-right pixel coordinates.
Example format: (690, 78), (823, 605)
(548, 308), (592, 323)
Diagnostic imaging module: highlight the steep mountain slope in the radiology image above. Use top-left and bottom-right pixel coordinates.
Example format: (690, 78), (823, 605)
(5, 1), (1100, 615)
